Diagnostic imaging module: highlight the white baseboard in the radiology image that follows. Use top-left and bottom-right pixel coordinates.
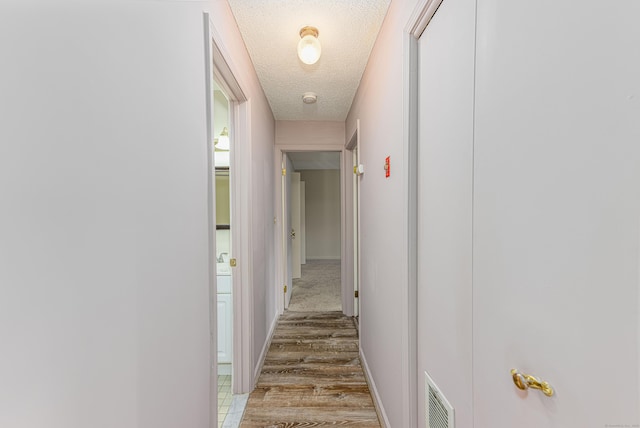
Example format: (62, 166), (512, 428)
(360, 349), (391, 428)
(253, 312), (278, 384)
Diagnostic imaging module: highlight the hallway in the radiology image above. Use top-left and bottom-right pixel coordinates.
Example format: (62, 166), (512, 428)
(240, 312), (379, 427)
(1, 1), (639, 428)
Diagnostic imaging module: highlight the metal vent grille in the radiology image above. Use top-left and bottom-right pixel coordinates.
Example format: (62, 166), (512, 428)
(425, 371), (454, 428)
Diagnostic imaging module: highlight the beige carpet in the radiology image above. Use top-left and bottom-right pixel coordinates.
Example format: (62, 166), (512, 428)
(288, 259), (341, 312)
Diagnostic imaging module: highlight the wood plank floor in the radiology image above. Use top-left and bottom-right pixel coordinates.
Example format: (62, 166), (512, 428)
(240, 311), (381, 427)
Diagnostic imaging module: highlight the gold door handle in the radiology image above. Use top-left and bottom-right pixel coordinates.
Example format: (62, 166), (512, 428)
(511, 369), (554, 397)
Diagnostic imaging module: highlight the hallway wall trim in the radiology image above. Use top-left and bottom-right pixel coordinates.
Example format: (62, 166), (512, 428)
(360, 348), (391, 427)
(253, 313), (278, 383)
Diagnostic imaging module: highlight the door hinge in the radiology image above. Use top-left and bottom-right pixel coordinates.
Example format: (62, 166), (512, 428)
(283, 285), (287, 293)
(282, 168), (286, 176)
(354, 290), (359, 298)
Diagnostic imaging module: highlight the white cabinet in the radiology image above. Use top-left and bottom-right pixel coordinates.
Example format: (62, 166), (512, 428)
(217, 276), (232, 365)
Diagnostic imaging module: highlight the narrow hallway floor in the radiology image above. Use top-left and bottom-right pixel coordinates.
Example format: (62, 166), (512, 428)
(240, 311), (380, 427)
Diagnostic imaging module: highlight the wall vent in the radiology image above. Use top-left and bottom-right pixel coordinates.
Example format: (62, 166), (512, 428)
(425, 371), (454, 428)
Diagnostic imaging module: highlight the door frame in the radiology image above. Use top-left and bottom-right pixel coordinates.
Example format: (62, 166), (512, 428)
(203, 15), (254, 425)
(345, 121), (360, 319)
(281, 153), (293, 309)
(274, 145), (350, 315)
(291, 171), (302, 280)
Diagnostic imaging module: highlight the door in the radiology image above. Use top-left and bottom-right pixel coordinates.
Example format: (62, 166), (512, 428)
(415, 0), (475, 425)
(282, 154), (294, 308)
(291, 172), (302, 279)
(205, 12), (254, 403)
(352, 146), (361, 318)
(300, 181), (306, 265)
(473, 0), (640, 426)
(347, 123), (361, 319)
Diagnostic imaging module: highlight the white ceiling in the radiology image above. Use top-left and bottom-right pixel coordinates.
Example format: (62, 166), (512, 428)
(227, 0), (391, 121)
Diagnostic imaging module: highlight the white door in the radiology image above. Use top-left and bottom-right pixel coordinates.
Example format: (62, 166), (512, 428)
(283, 154), (294, 308)
(473, 1), (640, 426)
(291, 172), (302, 279)
(416, 0), (475, 425)
(353, 146), (361, 318)
(300, 181), (306, 265)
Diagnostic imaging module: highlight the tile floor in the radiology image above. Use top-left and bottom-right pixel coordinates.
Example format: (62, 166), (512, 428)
(217, 375), (232, 427)
(217, 375), (248, 428)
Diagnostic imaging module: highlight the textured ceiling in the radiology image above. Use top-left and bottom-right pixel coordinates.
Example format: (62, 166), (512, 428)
(228, 0), (390, 121)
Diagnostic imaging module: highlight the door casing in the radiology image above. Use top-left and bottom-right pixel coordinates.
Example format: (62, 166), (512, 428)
(204, 16), (254, 428)
(345, 122), (361, 319)
(274, 145), (350, 316)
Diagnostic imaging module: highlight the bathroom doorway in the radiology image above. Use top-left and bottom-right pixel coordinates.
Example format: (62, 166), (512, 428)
(204, 14), (253, 427)
(213, 81), (234, 425)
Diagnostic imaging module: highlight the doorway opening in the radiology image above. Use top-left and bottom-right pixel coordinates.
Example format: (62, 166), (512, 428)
(282, 151), (343, 313)
(212, 81), (234, 425)
(204, 13), (253, 428)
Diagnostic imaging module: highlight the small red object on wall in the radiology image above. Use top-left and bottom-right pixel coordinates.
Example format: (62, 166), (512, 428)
(384, 156), (390, 178)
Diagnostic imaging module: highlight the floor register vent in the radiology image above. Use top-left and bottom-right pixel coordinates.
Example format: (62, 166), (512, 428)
(425, 371), (455, 428)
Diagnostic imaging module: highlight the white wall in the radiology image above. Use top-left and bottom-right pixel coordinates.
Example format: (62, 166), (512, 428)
(276, 121), (345, 147)
(300, 170), (341, 260)
(0, 1), (275, 427)
(249, 99), (277, 376)
(345, 0), (421, 425)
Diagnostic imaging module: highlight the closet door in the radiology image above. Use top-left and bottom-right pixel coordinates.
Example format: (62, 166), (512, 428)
(473, 0), (640, 426)
(415, 0), (476, 426)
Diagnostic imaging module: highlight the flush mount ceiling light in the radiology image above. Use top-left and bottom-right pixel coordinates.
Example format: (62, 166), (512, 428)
(302, 92), (317, 104)
(297, 26), (321, 65)
(215, 127), (229, 150)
